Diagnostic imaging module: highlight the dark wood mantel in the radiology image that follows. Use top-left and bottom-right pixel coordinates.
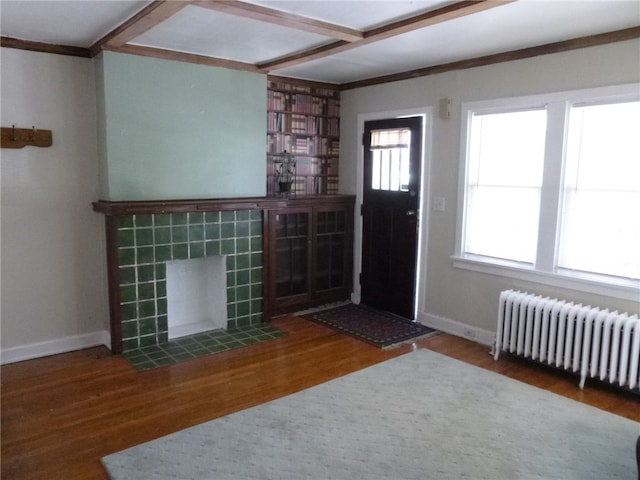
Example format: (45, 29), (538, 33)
(92, 195), (354, 216)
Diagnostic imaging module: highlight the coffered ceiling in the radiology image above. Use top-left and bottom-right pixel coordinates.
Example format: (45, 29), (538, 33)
(1, 1), (639, 86)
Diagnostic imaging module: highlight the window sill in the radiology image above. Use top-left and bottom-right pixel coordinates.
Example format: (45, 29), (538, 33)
(451, 255), (640, 303)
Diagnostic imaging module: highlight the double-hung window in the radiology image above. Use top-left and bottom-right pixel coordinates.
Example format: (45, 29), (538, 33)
(455, 84), (640, 298)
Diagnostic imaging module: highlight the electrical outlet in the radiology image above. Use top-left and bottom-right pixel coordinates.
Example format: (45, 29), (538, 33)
(433, 196), (445, 212)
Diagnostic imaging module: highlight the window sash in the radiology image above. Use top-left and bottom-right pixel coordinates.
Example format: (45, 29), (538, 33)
(557, 100), (640, 279)
(463, 108), (546, 264)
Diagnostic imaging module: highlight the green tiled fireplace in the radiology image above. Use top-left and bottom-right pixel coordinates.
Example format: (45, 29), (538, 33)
(94, 196), (354, 355)
(113, 209), (263, 352)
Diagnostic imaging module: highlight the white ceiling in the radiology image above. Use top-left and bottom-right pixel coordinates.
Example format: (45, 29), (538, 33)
(0, 1), (150, 46)
(1, 0), (639, 85)
(130, 5), (332, 63)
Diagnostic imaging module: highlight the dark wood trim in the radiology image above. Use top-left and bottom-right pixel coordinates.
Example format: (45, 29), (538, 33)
(0, 36), (91, 58)
(258, 0), (510, 72)
(101, 44), (261, 73)
(90, 1), (190, 57)
(262, 207), (273, 324)
(194, 1), (363, 43)
(258, 40), (350, 73)
(92, 195), (355, 216)
(93, 197), (266, 215)
(340, 26), (640, 90)
(364, 0), (512, 41)
(104, 216), (123, 355)
(267, 74), (340, 90)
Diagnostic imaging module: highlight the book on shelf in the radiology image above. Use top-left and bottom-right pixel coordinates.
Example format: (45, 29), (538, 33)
(267, 79), (340, 196)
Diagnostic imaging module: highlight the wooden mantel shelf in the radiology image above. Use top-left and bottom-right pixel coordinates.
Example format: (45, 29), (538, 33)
(93, 195), (354, 216)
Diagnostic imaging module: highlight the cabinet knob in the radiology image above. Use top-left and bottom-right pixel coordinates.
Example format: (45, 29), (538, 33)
(406, 210), (416, 216)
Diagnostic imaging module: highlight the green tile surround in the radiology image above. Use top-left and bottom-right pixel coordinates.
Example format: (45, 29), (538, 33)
(116, 210), (264, 352)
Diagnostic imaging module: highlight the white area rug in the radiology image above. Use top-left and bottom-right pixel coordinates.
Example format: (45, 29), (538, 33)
(103, 350), (640, 480)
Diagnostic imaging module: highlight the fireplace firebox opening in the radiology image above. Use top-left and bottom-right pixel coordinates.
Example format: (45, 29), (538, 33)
(166, 256), (228, 339)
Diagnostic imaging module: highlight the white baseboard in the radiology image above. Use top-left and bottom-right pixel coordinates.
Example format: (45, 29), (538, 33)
(418, 312), (495, 347)
(1, 330), (111, 365)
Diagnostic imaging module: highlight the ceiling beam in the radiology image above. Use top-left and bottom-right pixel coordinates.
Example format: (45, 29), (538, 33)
(193, 1), (363, 42)
(1, 36), (91, 58)
(90, 1), (191, 56)
(257, 0), (514, 72)
(103, 43), (261, 73)
(365, 0), (514, 40)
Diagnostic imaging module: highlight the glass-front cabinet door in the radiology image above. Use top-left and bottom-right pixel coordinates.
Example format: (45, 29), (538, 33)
(273, 209), (311, 298)
(314, 208), (346, 292)
(265, 196), (354, 318)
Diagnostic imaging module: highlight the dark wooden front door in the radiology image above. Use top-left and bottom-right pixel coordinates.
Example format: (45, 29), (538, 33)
(361, 116), (423, 319)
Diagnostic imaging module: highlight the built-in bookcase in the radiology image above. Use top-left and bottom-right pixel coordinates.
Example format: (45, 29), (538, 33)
(266, 77), (340, 196)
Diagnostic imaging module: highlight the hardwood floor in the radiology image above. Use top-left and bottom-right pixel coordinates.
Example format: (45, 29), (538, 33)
(2, 315), (638, 480)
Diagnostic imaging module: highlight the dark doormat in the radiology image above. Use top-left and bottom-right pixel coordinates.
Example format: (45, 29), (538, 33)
(303, 303), (437, 349)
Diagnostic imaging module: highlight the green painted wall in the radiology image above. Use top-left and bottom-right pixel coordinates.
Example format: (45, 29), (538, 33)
(97, 52), (266, 200)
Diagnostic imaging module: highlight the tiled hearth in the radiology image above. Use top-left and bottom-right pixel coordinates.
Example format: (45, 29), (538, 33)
(124, 323), (286, 370)
(115, 209), (263, 351)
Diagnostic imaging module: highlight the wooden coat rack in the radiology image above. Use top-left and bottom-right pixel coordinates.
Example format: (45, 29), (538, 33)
(1, 125), (52, 149)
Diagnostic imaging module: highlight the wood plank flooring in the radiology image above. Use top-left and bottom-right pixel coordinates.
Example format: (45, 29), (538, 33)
(2, 315), (639, 480)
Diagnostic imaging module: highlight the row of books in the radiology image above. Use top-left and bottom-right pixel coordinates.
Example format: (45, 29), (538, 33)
(267, 136), (340, 156)
(267, 156), (338, 177)
(268, 112), (339, 136)
(295, 175), (339, 195)
(297, 157), (338, 176)
(266, 81), (340, 196)
(267, 91), (340, 116)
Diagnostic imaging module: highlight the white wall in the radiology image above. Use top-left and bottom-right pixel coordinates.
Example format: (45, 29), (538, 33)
(1, 48), (109, 363)
(340, 40), (640, 344)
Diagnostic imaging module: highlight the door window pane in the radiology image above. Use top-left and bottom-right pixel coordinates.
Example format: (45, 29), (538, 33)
(370, 128), (411, 192)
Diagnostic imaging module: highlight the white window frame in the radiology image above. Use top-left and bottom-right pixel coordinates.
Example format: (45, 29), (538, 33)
(453, 83), (640, 302)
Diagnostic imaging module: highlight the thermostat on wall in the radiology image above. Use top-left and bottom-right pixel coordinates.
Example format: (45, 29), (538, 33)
(439, 98), (451, 120)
